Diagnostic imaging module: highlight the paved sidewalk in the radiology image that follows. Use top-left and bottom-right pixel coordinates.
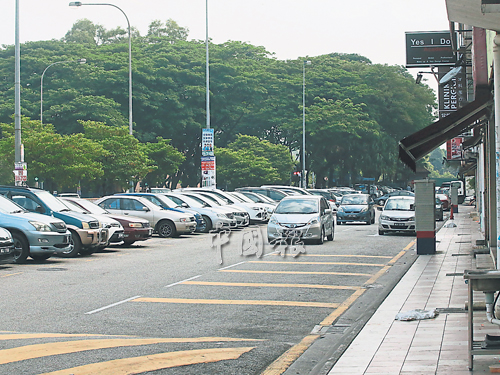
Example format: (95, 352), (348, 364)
(328, 205), (500, 374)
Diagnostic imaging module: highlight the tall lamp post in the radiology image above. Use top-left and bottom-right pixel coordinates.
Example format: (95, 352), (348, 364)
(69, 1), (133, 135)
(40, 59), (86, 124)
(302, 60), (311, 189)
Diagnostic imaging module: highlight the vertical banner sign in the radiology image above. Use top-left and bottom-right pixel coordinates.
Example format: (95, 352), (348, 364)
(201, 129), (216, 187)
(438, 66), (467, 161)
(13, 162), (27, 185)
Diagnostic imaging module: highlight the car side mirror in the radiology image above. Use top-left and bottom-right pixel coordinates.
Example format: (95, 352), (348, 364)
(35, 206), (45, 214)
(377, 206), (383, 211)
(142, 207), (150, 212)
(181, 203), (188, 208)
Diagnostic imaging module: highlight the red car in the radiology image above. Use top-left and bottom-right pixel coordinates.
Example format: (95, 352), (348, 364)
(61, 197), (153, 245)
(436, 193), (451, 211)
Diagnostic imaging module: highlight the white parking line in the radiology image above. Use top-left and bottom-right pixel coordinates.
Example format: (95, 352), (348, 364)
(164, 274), (202, 288)
(218, 261), (246, 271)
(84, 295), (142, 315)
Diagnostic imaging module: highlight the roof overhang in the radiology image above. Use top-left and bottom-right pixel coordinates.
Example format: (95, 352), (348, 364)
(446, 0), (500, 32)
(398, 89), (492, 172)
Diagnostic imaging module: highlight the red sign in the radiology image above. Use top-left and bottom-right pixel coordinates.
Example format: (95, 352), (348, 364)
(447, 137), (463, 160)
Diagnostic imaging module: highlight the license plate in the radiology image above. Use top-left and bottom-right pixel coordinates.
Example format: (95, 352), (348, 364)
(393, 223), (406, 227)
(349, 215), (357, 218)
(118, 233), (124, 238)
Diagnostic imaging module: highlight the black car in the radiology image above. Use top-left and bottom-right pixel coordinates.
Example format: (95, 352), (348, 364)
(0, 227), (15, 264)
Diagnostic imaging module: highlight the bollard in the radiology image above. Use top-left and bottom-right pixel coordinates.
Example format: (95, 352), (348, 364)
(450, 205), (454, 220)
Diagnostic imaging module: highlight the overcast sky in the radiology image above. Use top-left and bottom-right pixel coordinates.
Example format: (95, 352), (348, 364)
(2, 0), (450, 88)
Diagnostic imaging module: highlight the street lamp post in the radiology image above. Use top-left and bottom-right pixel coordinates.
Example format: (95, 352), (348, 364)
(302, 60), (311, 189)
(69, 1), (133, 135)
(40, 59), (86, 124)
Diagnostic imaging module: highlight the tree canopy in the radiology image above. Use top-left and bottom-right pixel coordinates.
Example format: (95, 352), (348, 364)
(0, 19), (436, 193)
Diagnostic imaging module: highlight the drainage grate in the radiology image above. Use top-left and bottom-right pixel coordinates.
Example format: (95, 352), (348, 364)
(37, 268), (68, 272)
(446, 272), (464, 277)
(436, 307), (466, 314)
(452, 253), (470, 256)
(455, 241), (471, 244)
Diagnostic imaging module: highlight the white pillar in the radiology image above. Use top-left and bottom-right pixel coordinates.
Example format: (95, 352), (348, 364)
(493, 33), (500, 268)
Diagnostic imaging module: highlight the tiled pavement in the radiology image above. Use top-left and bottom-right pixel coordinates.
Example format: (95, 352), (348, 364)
(327, 205), (500, 374)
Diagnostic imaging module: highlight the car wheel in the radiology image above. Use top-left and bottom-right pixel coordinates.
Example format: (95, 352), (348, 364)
(157, 220), (175, 238)
(316, 227), (325, 245)
(200, 215), (212, 233)
(378, 229), (385, 235)
(79, 247), (97, 256)
(122, 241), (135, 246)
(11, 232), (29, 264)
(30, 254), (52, 261)
(58, 231), (81, 258)
(327, 227), (334, 241)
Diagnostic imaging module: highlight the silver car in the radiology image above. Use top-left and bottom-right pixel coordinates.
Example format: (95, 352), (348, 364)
(267, 195), (334, 245)
(378, 196), (416, 235)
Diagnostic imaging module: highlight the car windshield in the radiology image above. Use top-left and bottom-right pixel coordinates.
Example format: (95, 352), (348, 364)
(0, 195), (26, 214)
(341, 195), (367, 205)
(230, 192), (253, 203)
(69, 199), (108, 214)
(156, 195), (180, 208)
(166, 194), (201, 209)
(184, 194), (214, 207)
(63, 200), (88, 213)
(385, 199), (414, 211)
(35, 190), (72, 212)
(275, 199), (318, 214)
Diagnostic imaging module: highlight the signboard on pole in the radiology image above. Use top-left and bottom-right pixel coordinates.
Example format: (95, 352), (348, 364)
(202, 128), (214, 157)
(201, 156), (216, 188)
(438, 66), (467, 119)
(405, 31), (456, 68)
(446, 137), (464, 160)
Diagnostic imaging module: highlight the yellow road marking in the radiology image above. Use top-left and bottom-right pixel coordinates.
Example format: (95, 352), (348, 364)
(219, 269), (373, 277)
(0, 333), (128, 340)
(0, 272), (22, 278)
(249, 260), (386, 267)
(182, 281), (362, 290)
(40, 347), (255, 375)
(388, 250), (406, 265)
(269, 253), (393, 259)
(0, 337), (261, 364)
(261, 335), (319, 375)
(320, 289), (366, 326)
(364, 265), (391, 285)
(404, 239), (416, 250)
(133, 297), (339, 308)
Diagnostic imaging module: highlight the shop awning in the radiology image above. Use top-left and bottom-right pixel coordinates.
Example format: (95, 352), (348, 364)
(398, 90), (492, 172)
(446, 0), (500, 33)
(462, 132), (483, 150)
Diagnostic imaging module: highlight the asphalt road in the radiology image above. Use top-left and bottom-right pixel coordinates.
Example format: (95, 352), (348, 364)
(0, 211), (446, 374)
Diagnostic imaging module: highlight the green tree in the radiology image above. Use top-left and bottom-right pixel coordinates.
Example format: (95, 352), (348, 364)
(140, 137), (185, 187)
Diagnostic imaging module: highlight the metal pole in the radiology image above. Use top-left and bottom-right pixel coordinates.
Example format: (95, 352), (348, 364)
(206, 0), (210, 129)
(69, 2), (132, 135)
(15, 0), (21, 167)
(302, 61), (306, 189)
(40, 59), (86, 124)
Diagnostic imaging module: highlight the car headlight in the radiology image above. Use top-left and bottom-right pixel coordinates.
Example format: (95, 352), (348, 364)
(269, 216), (278, 224)
(380, 215), (390, 221)
(360, 207), (368, 212)
(82, 222), (90, 229)
(129, 223), (142, 228)
(338, 207), (344, 212)
(217, 213), (227, 218)
(29, 221), (52, 232)
(409, 216), (415, 221)
(179, 217), (188, 222)
(307, 217), (320, 226)
(251, 207), (260, 211)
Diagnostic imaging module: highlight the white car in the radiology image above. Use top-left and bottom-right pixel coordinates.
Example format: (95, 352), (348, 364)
(177, 189), (250, 227)
(95, 195), (196, 237)
(227, 191), (274, 222)
(162, 193), (237, 232)
(378, 196), (416, 236)
(62, 199), (124, 249)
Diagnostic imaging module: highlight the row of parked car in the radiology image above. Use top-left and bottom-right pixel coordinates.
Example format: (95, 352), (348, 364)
(0, 184), (447, 265)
